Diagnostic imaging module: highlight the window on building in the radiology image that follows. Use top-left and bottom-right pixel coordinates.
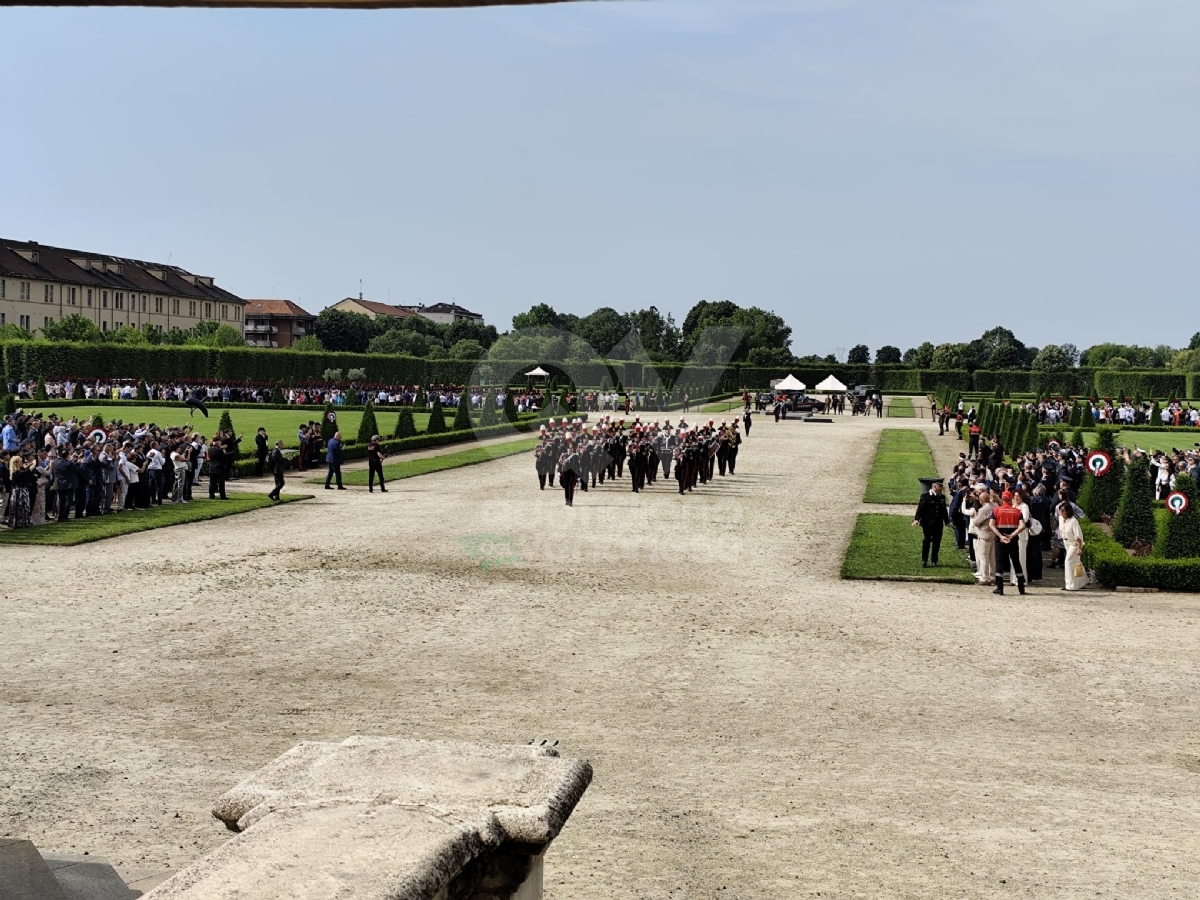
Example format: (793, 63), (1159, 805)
(234, 306), (241, 321)
(68, 287), (77, 306)
(102, 291), (108, 308)
(155, 296), (163, 313)
(115, 292), (124, 310)
(141, 294), (147, 312)
(0, 279), (5, 299)
(188, 300), (197, 317)
(44, 316), (53, 329)
(101, 320), (108, 332)
(86, 288), (92, 307)
(221, 304), (228, 320)
(20, 315), (31, 330)
(44, 284), (53, 303)
(172, 298), (180, 315)
(20, 282), (30, 301)
(204, 302), (212, 319)
(0, 313), (5, 325)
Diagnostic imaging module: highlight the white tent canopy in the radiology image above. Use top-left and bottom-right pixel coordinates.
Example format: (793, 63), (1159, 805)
(815, 375), (848, 392)
(525, 366), (550, 377)
(773, 374), (806, 392)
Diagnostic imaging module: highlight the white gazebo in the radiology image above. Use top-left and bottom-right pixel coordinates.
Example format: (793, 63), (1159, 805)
(815, 375), (848, 393)
(773, 374), (806, 392)
(525, 366), (550, 380)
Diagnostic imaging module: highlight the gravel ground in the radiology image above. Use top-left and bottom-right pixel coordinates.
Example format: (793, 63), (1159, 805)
(2, 411), (1199, 898)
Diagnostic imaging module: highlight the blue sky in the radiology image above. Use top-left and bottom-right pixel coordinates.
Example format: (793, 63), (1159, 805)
(2, 0), (1197, 357)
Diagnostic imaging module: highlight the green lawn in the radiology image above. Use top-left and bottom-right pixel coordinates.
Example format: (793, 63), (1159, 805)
(887, 397), (915, 418)
(0, 494), (311, 546)
(22, 405), (441, 449)
(863, 429), (938, 504)
(326, 437), (540, 486)
(841, 513), (975, 583)
(1084, 430), (1200, 453)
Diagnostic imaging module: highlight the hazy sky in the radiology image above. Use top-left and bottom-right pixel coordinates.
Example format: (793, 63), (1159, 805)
(2, 0), (1197, 357)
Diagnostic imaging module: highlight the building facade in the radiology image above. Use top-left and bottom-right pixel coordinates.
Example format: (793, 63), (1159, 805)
(399, 302), (483, 326)
(0, 239), (247, 336)
(243, 299), (316, 349)
(330, 296), (420, 325)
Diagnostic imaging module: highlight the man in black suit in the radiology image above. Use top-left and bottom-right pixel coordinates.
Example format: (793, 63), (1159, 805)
(267, 440), (286, 502)
(254, 427), (269, 477)
(912, 479), (951, 567)
(208, 438), (228, 500)
(52, 451), (79, 522)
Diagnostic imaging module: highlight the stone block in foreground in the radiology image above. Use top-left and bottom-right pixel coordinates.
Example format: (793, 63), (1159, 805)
(144, 736), (591, 900)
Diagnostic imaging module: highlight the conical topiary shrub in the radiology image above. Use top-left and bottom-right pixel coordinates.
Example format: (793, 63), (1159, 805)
(34, 376), (48, 401)
(414, 387), (426, 408)
(3, 394), (15, 416)
(90, 412), (105, 429)
(72, 380), (85, 400)
(453, 392), (471, 430)
(426, 396), (447, 434)
(320, 404), (337, 442)
(1070, 428), (1085, 450)
(272, 382), (286, 405)
(136, 379), (149, 401)
(1159, 472), (1200, 559)
(394, 407), (416, 439)
(1079, 427), (1124, 520)
(1113, 455), (1157, 548)
(218, 409), (235, 434)
(479, 390), (498, 427)
(502, 389), (517, 423)
(357, 400), (379, 444)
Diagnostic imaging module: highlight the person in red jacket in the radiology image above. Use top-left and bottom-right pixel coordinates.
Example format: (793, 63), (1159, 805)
(988, 491), (1028, 595)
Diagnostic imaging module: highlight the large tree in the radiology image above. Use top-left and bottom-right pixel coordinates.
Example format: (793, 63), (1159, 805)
(875, 345), (902, 365)
(969, 326), (1031, 370)
(42, 314), (102, 343)
(680, 300), (791, 364)
(314, 308), (376, 353)
(628, 306), (682, 360)
(847, 344), (870, 365)
(577, 307), (633, 358)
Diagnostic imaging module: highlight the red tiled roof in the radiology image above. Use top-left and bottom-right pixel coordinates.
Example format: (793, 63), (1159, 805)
(341, 298), (418, 319)
(244, 299), (314, 318)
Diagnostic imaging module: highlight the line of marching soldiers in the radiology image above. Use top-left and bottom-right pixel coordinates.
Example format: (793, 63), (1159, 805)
(534, 415), (745, 506)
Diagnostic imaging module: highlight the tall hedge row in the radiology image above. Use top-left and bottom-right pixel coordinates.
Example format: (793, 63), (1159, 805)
(3, 338), (1200, 394)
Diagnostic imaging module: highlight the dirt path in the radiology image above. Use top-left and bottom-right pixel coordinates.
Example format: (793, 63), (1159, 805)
(2, 412), (1198, 897)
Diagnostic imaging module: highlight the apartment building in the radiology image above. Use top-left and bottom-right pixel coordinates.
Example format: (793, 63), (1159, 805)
(0, 239), (247, 336)
(243, 299), (316, 349)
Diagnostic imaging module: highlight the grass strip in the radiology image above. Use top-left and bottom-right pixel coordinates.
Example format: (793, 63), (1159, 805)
(0, 494), (311, 546)
(841, 513), (975, 583)
(863, 429), (938, 504)
(325, 437), (539, 486)
(887, 397), (915, 418)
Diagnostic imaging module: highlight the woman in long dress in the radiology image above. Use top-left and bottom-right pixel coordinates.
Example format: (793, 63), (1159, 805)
(1058, 502), (1088, 591)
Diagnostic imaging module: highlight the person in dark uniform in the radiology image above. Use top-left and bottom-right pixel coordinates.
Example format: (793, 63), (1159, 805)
(324, 431), (345, 490)
(207, 438), (228, 500)
(988, 490), (1027, 595)
(254, 427), (269, 477)
(560, 437), (579, 506)
(367, 435), (387, 492)
(267, 440), (286, 501)
(912, 478), (951, 567)
(742, 408), (752, 436)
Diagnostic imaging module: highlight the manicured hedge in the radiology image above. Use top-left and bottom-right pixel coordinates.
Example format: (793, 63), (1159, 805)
(1094, 371), (1188, 401)
(1082, 521), (1200, 592)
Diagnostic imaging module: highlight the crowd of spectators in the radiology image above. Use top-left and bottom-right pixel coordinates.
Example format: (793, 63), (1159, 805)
(0, 408), (246, 529)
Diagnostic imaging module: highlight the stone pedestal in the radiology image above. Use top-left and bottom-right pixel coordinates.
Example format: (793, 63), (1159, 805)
(144, 737), (591, 900)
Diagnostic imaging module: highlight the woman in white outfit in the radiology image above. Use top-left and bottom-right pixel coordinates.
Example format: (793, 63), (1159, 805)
(972, 491), (997, 585)
(1058, 502), (1088, 591)
(1013, 489), (1032, 586)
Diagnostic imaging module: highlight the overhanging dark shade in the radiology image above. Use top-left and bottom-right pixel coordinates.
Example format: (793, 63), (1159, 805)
(2, 0), (588, 6)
